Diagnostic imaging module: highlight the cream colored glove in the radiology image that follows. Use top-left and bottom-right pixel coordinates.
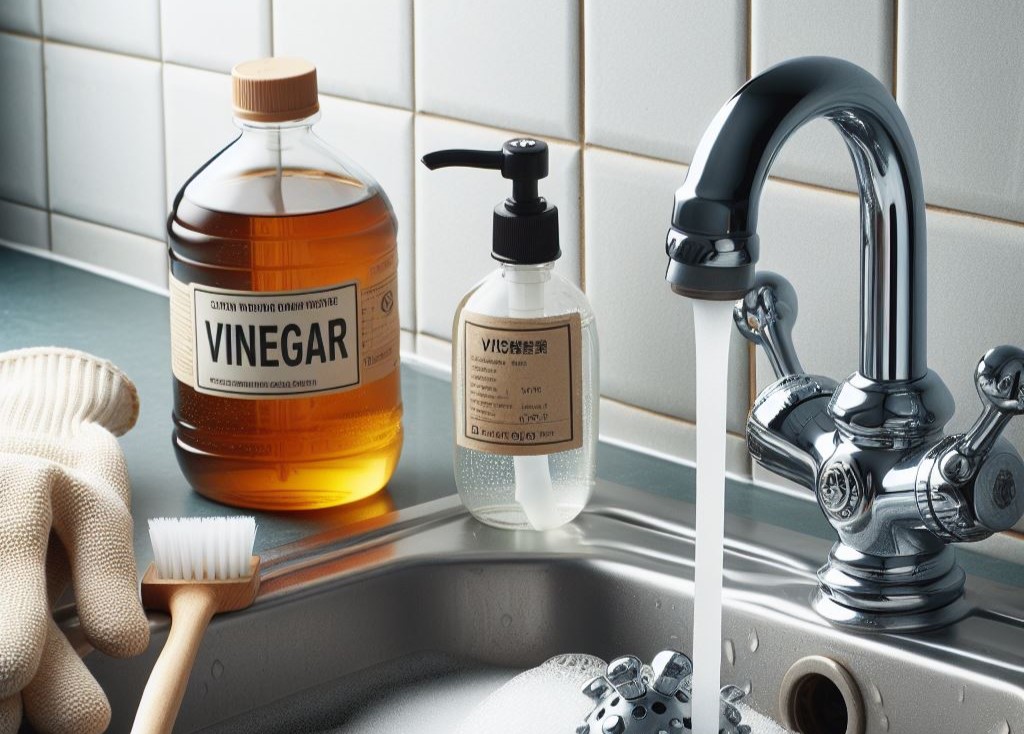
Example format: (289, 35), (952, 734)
(0, 348), (150, 734)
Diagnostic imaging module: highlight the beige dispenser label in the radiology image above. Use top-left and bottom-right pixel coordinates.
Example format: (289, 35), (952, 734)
(170, 260), (398, 399)
(459, 312), (583, 456)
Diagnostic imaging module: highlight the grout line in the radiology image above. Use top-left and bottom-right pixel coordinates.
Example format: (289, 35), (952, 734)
(0, 28), (43, 43)
(269, 0), (275, 56)
(891, 0), (899, 96)
(47, 209), (165, 244)
(0, 197), (49, 215)
(156, 1), (168, 267)
(745, 0), (753, 79)
(585, 141), (688, 168)
(414, 110), (581, 148)
(577, 0), (586, 289)
(407, 0), (418, 333)
(41, 37), (162, 65)
(0, 240), (170, 296)
(37, 10), (52, 251)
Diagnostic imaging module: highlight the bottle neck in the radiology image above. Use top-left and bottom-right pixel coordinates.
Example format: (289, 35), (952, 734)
(234, 113), (319, 148)
(501, 262), (554, 285)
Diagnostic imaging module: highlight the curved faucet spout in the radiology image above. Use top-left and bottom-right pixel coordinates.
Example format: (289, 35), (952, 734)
(666, 56), (927, 382)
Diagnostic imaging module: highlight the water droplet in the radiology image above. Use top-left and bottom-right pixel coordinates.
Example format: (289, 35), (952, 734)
(747, 629), (759, 653)
(200, 682), (209, 697)
(655, 598), (663, 609)
(742, 679), (752, 695)
(880, 714), (889, 731)
(987, 720), (1009, 734)
(723, 639), (735, 665)
(958, 685), (965, 704)
(211, 659), (224, 679)
(501, 614), (512, 628)
(869, 682), (882, 705)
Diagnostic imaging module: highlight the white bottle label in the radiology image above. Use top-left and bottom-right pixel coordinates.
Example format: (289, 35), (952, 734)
(457, 311), (583, 456)
(171, 273), (398, 399)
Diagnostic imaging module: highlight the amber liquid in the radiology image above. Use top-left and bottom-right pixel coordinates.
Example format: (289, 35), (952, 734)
(169, 182), (402, 510)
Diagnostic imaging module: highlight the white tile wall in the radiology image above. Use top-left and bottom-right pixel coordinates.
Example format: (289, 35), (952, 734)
(0, 33), (47, 209)
(584, 147), (751, 434)
(0, 200), (49, 249)
(161, 0), (271, 74)
(42, 0), (160, 59)
(274, 0), (413, 109)
(51, 213), (166, 288)
(415, 0), (579, 140)
(4, 3), (1024, 557)
(45, 43), (165, 239)
(898, 1), (1024, 222)
(584, 0), (746, 164)
(162, 64), (237, 207)
(751, 0), (894, 191)
(0, 0), (41, 35)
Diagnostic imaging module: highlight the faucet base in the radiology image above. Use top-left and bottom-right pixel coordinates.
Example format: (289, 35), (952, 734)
(812, 543), (970, 633)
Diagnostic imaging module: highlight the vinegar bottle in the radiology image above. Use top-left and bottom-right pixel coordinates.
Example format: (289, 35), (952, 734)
(168, 58), (402, 510)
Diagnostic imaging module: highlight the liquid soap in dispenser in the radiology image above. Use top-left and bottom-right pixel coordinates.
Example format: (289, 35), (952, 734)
(423, 138), (598, 530)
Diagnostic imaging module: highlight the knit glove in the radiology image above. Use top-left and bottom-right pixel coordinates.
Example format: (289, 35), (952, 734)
(0, 348), (150, 734)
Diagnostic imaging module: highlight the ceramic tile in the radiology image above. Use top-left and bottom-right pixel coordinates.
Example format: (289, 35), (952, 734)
(584, 0), (745, 163)
(753, 181), (862, 390)
(0, 0), (41, 35)
(43, 0), (159, 58)
(274, 0), (413, 109)
(898, 2), (1024, 222)
(415, 0), (578, 140)
(162, 64), (236, 207)
(751, 0), (894, 191)
(414, 332), (452, 373)
(51, 213), (166, 288)
(601, 398), (752, 478)
(0, 200), (49, 249)
(161, 0), (271, 73)
(317, 96), (415, 331)
(0, 33), (46, 209)
(583, 148), (750, 433)
(45, 43), (165, 240)
(750, 179), (1024, 495)
(415, 115), (581, 340)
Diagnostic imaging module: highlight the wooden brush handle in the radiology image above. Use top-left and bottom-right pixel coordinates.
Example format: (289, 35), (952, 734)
(131, 587), (218, 734)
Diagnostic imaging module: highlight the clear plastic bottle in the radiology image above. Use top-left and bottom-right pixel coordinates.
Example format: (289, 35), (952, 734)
(423, 139), (598, 530)
(168, 58), (402, 510)
(453, 263), (598, 529)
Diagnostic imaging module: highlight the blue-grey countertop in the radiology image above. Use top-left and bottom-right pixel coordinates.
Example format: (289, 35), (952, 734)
(1, 247), (1017, 587)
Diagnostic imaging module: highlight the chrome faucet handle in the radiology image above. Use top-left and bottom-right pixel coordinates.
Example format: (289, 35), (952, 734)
(733, 271), (804, 379)
(918, 346), (1024, 540)
(960, 346), (1024, 459)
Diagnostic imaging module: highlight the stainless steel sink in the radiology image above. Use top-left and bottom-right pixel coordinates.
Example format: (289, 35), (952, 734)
(80, 481), (1024, 733)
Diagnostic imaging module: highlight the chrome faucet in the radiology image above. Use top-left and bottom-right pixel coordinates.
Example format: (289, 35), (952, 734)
(665, 56), (1024, 632)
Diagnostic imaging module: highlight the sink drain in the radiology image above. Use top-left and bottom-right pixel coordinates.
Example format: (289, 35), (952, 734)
(577, 650), (751, 733)
(779, 656), (864, 734)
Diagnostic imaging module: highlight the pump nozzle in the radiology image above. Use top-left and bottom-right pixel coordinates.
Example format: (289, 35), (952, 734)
(421, 138), (560, 263)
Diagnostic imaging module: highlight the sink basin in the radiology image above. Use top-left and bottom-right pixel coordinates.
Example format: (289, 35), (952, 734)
(79, 481), (1024, 733)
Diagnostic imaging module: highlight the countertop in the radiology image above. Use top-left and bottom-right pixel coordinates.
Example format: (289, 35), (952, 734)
(1, 246), (1018, 587)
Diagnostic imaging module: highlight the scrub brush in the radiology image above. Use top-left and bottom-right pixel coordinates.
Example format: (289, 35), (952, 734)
(132, 517), (259, 734)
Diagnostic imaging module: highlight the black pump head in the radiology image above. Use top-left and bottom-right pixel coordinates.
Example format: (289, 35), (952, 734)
(422, 138), (560, 264)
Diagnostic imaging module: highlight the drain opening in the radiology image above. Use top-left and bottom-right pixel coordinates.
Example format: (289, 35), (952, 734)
(790, 672), (848, 734)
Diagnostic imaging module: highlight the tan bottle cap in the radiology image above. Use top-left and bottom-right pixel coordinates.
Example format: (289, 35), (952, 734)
(231, 57), (319, 122)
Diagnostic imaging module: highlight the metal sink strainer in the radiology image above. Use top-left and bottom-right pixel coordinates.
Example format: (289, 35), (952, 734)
(577, 650), (751, 734)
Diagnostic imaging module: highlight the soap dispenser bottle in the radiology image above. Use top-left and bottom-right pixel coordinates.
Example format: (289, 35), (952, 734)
(423, 138), (598, 530)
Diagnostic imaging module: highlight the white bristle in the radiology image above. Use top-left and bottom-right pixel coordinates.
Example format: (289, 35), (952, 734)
(147, 516), (257, 581)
